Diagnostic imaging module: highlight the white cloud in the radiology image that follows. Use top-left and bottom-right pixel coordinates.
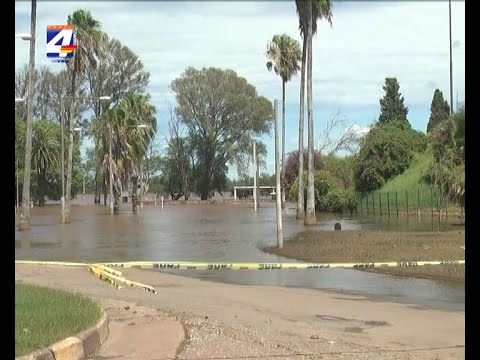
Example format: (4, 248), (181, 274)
(15, 1), (465, 177)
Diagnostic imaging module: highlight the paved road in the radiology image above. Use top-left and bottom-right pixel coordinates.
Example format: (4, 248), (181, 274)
(15, 264), (465, 360)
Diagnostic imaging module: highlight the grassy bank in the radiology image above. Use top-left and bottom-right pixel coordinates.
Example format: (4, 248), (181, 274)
(264, 229), (465, 281)
(15, 284), (102, 357)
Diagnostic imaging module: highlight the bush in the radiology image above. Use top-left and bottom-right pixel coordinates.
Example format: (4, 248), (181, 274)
(354, 121), (427, 193)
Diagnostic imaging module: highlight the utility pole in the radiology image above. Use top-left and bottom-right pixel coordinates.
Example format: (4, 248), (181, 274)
(253, 141), (257, 212)
(109, 126), (114, 215)
(449, 0), (454, 116)
(18, 0), (37, 231)
(274, 99), (283, 249)
(140, 159), (144, 210)
(83, 172), (85, 206)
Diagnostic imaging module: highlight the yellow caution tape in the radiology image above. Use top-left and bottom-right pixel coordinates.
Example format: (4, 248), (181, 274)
(88, 264), (157, 294)
(15, 259), (464, 294)
(100, 259), (466, 270)
(15, 260), (89, 267)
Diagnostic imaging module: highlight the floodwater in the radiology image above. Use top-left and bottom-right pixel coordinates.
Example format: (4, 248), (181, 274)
(15, 203), (465, 312)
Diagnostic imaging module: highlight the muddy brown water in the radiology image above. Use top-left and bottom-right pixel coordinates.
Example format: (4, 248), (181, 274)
(15, 203), (465, 312)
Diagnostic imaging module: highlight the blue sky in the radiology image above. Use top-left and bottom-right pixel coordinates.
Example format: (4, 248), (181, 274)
(15, 1), (465, 178)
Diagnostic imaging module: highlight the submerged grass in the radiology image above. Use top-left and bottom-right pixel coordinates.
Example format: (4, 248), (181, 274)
(15, 283), (101, 357)
(264, 229), (465, 281)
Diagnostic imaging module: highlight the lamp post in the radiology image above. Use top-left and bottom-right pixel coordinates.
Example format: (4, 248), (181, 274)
(60, 95), (110, 223)
(17, 13), (35, 231)
(15, 97), (26, 213)
(449, 0), (454, 115)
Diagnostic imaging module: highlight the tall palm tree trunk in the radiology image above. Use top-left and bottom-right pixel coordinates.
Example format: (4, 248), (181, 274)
(281, 79), (286, 208)
(65, 62), (78, 224)
(305, 0), (316, 225)
(19, 0), (37, 231)
(297, 34), (307, 219)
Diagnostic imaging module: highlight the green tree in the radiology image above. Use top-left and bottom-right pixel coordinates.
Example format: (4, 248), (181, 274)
(266, 33), (302, 207)
(171, 67), (273, 200)
(31, 120), (60, 206)
(84, 35), (150, 203)
(98, 94), (156, 213)
(427, 89), (450, 133)
(65, 9), (105, 223)
(296, 0), (333, 225)
(378, 77), (409, 125)
(354, 121), (427, 192)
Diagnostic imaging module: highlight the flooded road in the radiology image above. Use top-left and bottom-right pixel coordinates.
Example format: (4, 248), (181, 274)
(15, 203), (465, 312)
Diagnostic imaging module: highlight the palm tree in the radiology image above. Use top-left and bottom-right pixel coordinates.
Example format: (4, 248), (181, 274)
(32, 120), (60, 206)
(64, 9), (105, 223)
(18, 0), (37, 231)
(266, 34), (302, 209)
(295, 0), (332, 225)
(96, 94), (156, 214)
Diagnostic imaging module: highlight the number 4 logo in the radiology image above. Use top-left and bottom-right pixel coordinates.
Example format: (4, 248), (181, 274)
(47, 25), (77, 62)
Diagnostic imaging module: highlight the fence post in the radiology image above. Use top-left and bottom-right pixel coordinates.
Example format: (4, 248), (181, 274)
(395, 190), (399, 217)
(406, 189), (409, 217)
(366, 194), (369, 215)
(360, 195), (363, 215)
(372, 193), (375, 216)
(446, 196), (448, 219)
(379, 192), (382, 216)
(417, 188), (420, 218)
(431, 186), (434, 218)
(387, 191), (391, 218)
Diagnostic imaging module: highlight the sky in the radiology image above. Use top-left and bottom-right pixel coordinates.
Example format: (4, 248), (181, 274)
(15, 1), (465, 178)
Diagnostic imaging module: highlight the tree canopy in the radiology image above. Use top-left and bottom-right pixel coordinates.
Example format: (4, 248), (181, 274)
(171, 67), (273, 200)
(378, 77), (409, 125)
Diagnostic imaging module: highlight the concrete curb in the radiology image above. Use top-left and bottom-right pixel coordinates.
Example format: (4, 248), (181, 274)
(16, 309), (109, 360)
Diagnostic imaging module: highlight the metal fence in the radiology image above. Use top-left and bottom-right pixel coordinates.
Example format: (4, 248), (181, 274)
(359, 186), (453, 218)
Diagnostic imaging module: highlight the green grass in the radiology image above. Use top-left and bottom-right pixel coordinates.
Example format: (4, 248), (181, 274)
(15, 283), (101, 357)
(381, 150), (433, 192)
(358, 151), (452, 214)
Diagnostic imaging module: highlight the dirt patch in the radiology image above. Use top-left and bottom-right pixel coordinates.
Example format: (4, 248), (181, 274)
(264, 229), (465, 281)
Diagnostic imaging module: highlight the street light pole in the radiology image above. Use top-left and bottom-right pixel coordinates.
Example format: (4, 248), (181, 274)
(253, 141), (257, 212)
(60, 98), (66, 224)
(83, 172), (85, 206)
(449, 0), (454, 116)
(109, 125), (114, 215)
(140, 158), (144, 210)
(18, 0), (37, 231)
(16, 158), (19, 210)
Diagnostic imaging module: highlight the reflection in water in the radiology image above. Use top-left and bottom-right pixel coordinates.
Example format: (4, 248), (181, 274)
(15, 204), (465, 311)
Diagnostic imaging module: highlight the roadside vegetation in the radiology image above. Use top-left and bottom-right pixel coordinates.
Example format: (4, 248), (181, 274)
(15, 283), (101, 356)
(264, 229), (465, 281)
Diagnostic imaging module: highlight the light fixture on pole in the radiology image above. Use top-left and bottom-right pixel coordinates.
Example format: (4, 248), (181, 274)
(15, 33), (32, 41)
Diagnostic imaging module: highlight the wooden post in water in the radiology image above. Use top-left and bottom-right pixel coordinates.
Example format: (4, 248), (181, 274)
(253, 141), (257, 213)
(387, 191), (391, 218)
(274, 99), (283, 249)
